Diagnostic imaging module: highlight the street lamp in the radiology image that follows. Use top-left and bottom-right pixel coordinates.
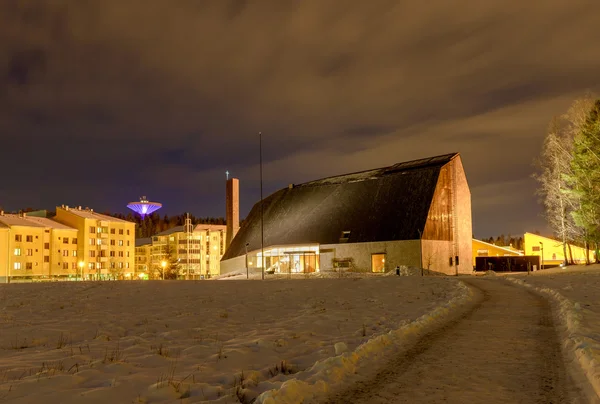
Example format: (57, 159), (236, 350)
(161, 260), (167, 280)
(245, 242), (249, 279)
(78, 261), (84, 281)
(539, 242), (544, 270)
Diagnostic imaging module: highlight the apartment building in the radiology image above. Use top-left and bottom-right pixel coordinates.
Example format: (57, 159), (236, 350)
(0, 212), (78, 281)
(135, 238), (152, 279)
(149, 224), (226, 279)
(54, 206), (136, 280)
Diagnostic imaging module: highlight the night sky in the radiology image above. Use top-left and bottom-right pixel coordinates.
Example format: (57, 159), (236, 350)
(1, 1), (600, 238)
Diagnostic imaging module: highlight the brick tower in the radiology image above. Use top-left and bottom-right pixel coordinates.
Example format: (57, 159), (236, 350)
(226, 177), (240, 249)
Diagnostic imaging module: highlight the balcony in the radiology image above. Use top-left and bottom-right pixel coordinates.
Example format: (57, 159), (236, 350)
(100, 233), (109, 238)
(99, 245), (108, 250)
(98, 257), (108, 263)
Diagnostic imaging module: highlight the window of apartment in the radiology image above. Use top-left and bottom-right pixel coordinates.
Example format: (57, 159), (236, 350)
(118, 251), (124, 257)
(26, 249), (33, 256)
(15, 235), (22, 242)
(89, 251), (96, 258)
(118, 262), (123, 269)
(14, 263), (21, 270)
(63, 262), (69, 269)
(63, 250), (69, 257)
(126, 251), (130, 257)
(125, 262), (130, 269)
(532, 246), (540, 252)
(89, 263), (96, 270)
(126, 229), (130, 235)
(119, 229), (123, 235)
(72, 262), (77, 269)
(110, 228), (115, 234)
(45, 229), (50, 233)
(14, 248), (21, 256)
(26, 262), (33, 270)
(73, 250), (77, 257)
(89, 238), (95, 245)
(127, 240), (130, 246)
(110, 251), (115, 257)
(90, 226), (96, 234)
(72, 238), (77, 244)
(110, 240), (115, 246)
(44, 256), (49, 263)
(63, 238), (69, 244)
(110, 262), (115, 269)
(96, 239), (102, 245)
(44, 242), (49, 249)
(118, 240), (123, 246)
(26, 235), (33, 242)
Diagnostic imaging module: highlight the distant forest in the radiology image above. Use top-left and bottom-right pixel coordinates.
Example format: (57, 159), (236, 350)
(479, 235), (529, 251)
(107, 212), (229, 239)
(7, 207), (229, 239)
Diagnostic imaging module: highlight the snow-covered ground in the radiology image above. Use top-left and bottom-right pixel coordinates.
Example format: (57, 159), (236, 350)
(506, 264), (600, 397)
(0, 276), (469, 403)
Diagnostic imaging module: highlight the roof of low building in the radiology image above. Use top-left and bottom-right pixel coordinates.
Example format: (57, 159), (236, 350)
(222, 152), (459, 260)
(154, 226), (185, 237)
(135, 237), (152, 247)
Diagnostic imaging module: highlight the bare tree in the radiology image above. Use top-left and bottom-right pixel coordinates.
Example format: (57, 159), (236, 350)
(534, 95), (596, 266)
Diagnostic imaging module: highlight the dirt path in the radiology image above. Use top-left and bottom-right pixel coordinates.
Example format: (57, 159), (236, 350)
(324, 278), (594, 404)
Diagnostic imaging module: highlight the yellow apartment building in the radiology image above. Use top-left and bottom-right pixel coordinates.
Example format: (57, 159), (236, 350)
(135, 238), (152, 279)
(472, 238), (523, 264)
(0, 213), (48, 281)
(0, 222), (9, 282)
(149, 224), (226, 279)
(20, 215), (79, 278)
(523, 232), (596, 267)
(54, 206), (136, 280)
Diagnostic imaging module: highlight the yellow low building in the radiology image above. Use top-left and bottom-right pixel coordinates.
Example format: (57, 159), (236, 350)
(149, 224), (226, 279)
(135, 238), (152, 279)
(0, 213), (48, 280)
(523, 232), (596, 267)
(472, 239), (523, 265)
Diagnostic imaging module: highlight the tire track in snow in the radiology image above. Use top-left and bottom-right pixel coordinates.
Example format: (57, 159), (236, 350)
(324, 278), (589, 404)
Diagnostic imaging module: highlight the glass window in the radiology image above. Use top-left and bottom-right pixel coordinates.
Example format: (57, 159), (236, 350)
(14, 248), (21, 256)
(371, 253), (386, 273)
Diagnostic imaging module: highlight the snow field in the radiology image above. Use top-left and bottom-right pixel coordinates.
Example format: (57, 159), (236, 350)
(507, 266), (600, 399)
(0, 277), (467, 403)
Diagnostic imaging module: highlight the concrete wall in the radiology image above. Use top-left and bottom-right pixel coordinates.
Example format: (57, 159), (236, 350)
(318, 240), (422, 272)
(220, 254), (250, 276)
(421, 240), (455, 275)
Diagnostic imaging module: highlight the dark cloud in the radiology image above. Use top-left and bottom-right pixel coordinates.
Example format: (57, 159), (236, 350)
(1, 0), (599, 237)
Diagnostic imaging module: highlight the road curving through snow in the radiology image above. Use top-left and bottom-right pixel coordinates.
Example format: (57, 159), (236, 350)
(324, 278), (596, 404)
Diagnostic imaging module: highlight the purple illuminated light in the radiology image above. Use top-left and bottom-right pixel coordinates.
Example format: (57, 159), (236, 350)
(127, 196), (162, 219)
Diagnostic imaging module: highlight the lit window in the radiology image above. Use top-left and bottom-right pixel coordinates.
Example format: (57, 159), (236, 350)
(63, 250), (69, 257)
(14, 263), (21, 270)
(89, 263), (95, 270)
(89, 238), (95, 245)
(26, 249), (32, 256)
(119, 240), (123, 246)
(73, 250), (77, 257)
(97, 239), (102, 245)
(14, 248), (21, 256)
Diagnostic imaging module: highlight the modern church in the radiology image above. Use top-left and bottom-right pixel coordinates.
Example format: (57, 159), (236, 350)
(221, 153), (472, 276)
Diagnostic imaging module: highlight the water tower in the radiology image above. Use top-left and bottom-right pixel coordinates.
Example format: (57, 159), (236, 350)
(127, 196), (162, 219)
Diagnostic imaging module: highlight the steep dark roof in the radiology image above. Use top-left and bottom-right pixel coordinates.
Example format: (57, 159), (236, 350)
(222, 153), (458, 260)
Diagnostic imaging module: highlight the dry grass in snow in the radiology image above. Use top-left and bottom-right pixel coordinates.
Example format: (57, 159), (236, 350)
(0, 277), (464, 403)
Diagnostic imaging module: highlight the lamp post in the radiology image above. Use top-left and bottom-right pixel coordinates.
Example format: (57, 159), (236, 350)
(78, 261), (84, 281)
(539, 242), (544, 270)
(245, 242), (249, 279)
(161, 260), (167, 280)
(259, 131), (265, 281)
